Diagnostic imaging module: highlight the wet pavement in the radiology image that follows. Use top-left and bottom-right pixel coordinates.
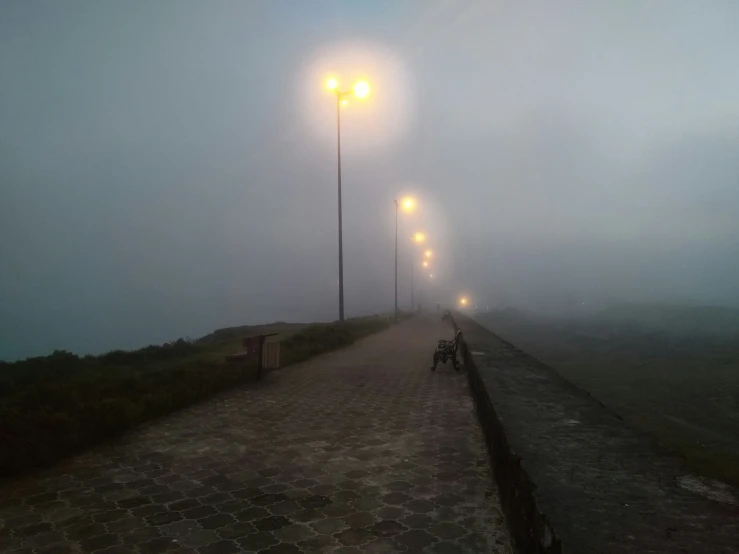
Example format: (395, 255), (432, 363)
(0, 316), (511, 553)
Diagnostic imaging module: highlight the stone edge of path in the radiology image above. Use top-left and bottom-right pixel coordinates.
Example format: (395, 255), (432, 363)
(449, 310), (739, 554)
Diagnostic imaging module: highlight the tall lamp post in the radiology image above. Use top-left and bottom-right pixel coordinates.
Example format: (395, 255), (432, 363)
(394, 197), (415, 321)
(326, 77), (371, 323)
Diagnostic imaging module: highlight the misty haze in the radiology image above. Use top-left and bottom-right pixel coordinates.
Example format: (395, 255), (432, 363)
(1, 2), (738, 553)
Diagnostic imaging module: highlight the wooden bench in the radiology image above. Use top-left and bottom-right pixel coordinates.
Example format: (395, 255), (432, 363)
(226, 333), (280, 380)
(431, 328), (462, 371)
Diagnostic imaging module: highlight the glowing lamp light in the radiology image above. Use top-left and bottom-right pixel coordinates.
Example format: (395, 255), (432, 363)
(400, 197), (415, 213)
(353, 81), (370, 99)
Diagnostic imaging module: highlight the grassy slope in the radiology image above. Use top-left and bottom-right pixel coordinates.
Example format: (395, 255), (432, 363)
(477, 307), (739, 486)
(0, 314), (401, 477)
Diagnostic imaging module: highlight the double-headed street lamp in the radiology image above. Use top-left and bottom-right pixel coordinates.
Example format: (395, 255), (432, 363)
(326, 77), (371, 323)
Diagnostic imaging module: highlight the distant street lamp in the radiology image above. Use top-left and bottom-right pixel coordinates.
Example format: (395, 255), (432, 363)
(394, 196), (415, 321)
(326, 77), (371, 323)
(410, 233), (426, 310)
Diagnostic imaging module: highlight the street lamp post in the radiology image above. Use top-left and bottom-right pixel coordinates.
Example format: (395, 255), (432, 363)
(394, 199), (398, 322)
(411, 256), (414, 310)
(410, 232), (425, 312)
(394, 197), (416, 321)
(336, 90), (345, 323)
(326, 78), (370, 323)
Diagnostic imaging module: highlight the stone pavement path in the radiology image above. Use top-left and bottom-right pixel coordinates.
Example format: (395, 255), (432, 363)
(0, 316), (511, 554)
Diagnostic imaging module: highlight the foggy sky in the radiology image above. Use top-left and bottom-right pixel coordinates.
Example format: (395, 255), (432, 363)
(2, 0), (739, 360)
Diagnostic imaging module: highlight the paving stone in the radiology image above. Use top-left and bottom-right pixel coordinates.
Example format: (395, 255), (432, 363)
(139, 537), (178, 554)
(116, 497), (151, 509)
(132, 504), (166, 517)
(403, 499), (437, 513)
(65, 522), (107, 541)
(267, 500), (302, 516)
(349, 498), (383, 513)
(122, 527), (162, 545)
(215, 521), (256, 540)
(374, 506), (409, 520)
(196, 539), (240, 554)
(260, 483), (289, 494)
(297, 534), (340, 552)
(15, 523), (52, 537)
(198, 514), (235, 530)
(332, 490), (361, 503)
(259, 544), (302, 554)
(333, 527), (376, 547)
(400, 513), (435, 529)
(342, 512), (377, 528)
(428, 522), (466, 540)
(334, 547), (363, 554)
(236, 531), (277, 551)
(252, 515), (291, 532)
(429, 541), (467, 554)
(432, 494), (464, 507)
(309, 484), (339, 496)
(103, 516), (145, 534)
(21, 530), (65, 548)
(298, 495), (332, 510)
(168, 499), (201, 512)
(162, 519), (201, 537)
(273, 523), (315, 543)
(199, 493), (232, 506)
(367, 520), (408, 538)
(178, 529), (220, 548)
(145, 511), (183, 526)
(395, 529), (438, 549)
(78, 533), (120, 551)
(251, 494), (287, 507)
(382, 492), (413, 506)
(458, 531), (488, 551)
(182, 506), (218, 520)
(356, 486), (384, 498)
(360, 538), (409, 553)
(386, 481), (413, 492)
(234, 506), (269, 522)
(92, 509), (128, 524)
(230, 488), (263, 500)
(36, 545), (76, 554)
(310, 518), (348, 535)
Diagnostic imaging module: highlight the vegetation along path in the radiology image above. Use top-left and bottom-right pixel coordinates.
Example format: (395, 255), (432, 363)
(0, 316), (511, 554)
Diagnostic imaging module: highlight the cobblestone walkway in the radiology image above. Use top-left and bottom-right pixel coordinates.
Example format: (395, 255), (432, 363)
(0, 317), (511, 553)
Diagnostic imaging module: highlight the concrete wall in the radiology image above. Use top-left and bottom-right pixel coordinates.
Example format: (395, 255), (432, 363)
(449, 311), (739, 554)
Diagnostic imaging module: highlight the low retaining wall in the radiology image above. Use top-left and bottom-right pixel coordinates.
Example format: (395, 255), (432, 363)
(450, 311), (739, 554)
